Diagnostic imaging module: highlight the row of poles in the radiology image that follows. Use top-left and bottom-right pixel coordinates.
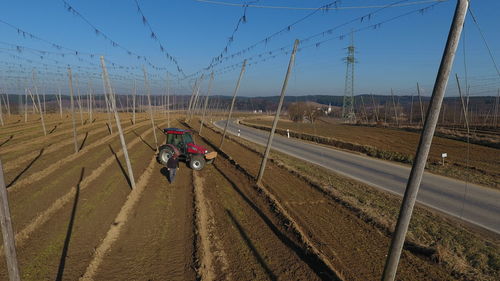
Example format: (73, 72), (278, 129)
(335, 85), (500, 128)
(0, 1), (469, 280)
(183, 1), (470, 280)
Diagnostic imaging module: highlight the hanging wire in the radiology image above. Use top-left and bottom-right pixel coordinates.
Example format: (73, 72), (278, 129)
(195, 0), (448, 10)
(467, 7), (500, 79)
(132, 0), (186, 76)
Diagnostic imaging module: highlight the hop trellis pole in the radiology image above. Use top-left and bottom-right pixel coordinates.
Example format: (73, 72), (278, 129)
(220, 60), (246, 148)
(143, 67), (159, 151)
(0, 160), (21, 281)
(257, 40), (299, 184)
(67, 68), (79, 154)
(100, 56), (136, 190)
(199, 72), (214, 135)
(32, 70), (47, 136)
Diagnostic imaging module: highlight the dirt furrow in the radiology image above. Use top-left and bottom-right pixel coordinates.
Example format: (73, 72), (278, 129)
(4, 117), (145, 174)
(0, 119), (159, 280)
(193, 171), (219, 281)
(93, 156), (196, 280)
(0, 116), (108, 153)
(1, 117), (131, 173)
(8, 122), (164, 250)
(5, 119), (155, 193)
(189, 128), (334, 280)
(192, 120), (458, 281)
(80, 155), (157, 281)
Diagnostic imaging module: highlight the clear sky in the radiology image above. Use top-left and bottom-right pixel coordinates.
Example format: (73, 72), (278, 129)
(0, 0), (499, 97)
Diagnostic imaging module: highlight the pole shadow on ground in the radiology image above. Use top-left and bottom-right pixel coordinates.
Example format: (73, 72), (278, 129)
(212, 164), (338, 281)
(7, 147), (45, 188)
(108, 144), (132, 189)
(56, 167), (84, 281)
(132, 130), (155, 151)
(0, 135), (13, 148)
(78, 132), (89, 151)
(225, 209), (277, 281)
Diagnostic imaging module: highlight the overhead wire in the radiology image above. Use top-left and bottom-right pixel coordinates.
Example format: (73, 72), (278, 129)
(195, 0), (448, 10)
(132, 0), (186, 76)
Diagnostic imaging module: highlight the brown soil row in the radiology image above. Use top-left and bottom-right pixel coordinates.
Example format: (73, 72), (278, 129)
(5, 119), (155, 193)
(8, 121), (164, 251)
(190, 123), (340, 280)
(92, 127), (197, 280)
(80, 155), (158, 280)
(0, 115), (108, 153)
(0, 118), (160, 280)
(2, 118), (149, 175)
(191, 120), (458, 281)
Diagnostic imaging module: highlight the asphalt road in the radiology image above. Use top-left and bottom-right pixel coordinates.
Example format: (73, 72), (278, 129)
(215, 119), (500, 234)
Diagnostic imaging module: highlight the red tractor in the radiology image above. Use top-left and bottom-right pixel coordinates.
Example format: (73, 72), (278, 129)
(157, 128), (217, 171)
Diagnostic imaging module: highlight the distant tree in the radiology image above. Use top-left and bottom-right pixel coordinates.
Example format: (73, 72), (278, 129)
(287, 102), (324, 123)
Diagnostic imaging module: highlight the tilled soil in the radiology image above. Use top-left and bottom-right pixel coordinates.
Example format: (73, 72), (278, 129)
(192, 121), (458, 281)
(0, 116), (164, 280)
(93, 159), (197, 280)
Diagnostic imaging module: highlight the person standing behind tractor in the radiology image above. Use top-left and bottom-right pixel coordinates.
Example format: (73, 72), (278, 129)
(166, 154), (179, 183)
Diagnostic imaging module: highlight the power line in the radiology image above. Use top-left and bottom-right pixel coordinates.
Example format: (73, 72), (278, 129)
(210, 1), (444, 76)
(467, 7), (500, 79)
(195, 0), (447, 10)
(191, 0), (423, 76)
(132, 0), (186, 76)
(60, 0), (174, 74)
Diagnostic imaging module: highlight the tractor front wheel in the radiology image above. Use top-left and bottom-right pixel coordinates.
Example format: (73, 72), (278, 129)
(189, 155), (206, 171)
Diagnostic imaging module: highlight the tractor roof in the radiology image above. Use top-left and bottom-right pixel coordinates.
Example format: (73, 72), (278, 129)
(164, 128), (192, 135)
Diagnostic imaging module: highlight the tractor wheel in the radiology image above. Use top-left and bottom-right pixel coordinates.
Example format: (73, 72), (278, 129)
(189, 155), (206, 171)
(157, 145), (174, 165)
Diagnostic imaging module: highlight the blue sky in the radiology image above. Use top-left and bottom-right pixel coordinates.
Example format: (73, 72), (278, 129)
(0, 0), (499, 97)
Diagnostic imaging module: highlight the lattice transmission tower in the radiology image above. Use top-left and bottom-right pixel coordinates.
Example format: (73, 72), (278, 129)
(342, 32), (356, 122)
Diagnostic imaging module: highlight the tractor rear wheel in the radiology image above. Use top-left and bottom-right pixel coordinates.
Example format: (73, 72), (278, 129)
(189, 155), (206, 171)
(157, 145), (174, 165)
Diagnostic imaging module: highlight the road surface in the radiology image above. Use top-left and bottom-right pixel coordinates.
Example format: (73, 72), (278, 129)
(215, 120), (500, 234)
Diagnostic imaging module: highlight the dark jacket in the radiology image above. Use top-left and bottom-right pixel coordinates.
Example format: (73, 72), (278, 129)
(166, 156), (179, 169)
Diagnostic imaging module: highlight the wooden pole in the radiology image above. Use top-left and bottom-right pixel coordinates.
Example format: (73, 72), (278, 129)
(67, 68), (79, 154)
(5, 93), (10, 117)
(142, 67), (159, 151)
(220, 60), (246, 148)
(417, 82), (425, 126)
(0, 96), (4, 126)
(102, 77), (113, 134)
(257, 40), (299, 184)
(75, 76), (84, 125)
(371, 94), (379, 122)
(0, 160), (21, 281)
(199, 72), (214, 135)
(101, 56), (136, 189)
(360, 95), (368, 123)
(58, 88), (63, 119)
(382, 1), (468, 278)
(34, 89), (46, 136)
(409, 94), (414, 125)
(32, 70), (47, 135)
(494, 88), (499, 128)
(166, 73), (170, 127)
(391, 89), (399, 127)
(186, 76), (201, 119)
(132, 80), (136, 125)
(24, 89), (28, 123)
